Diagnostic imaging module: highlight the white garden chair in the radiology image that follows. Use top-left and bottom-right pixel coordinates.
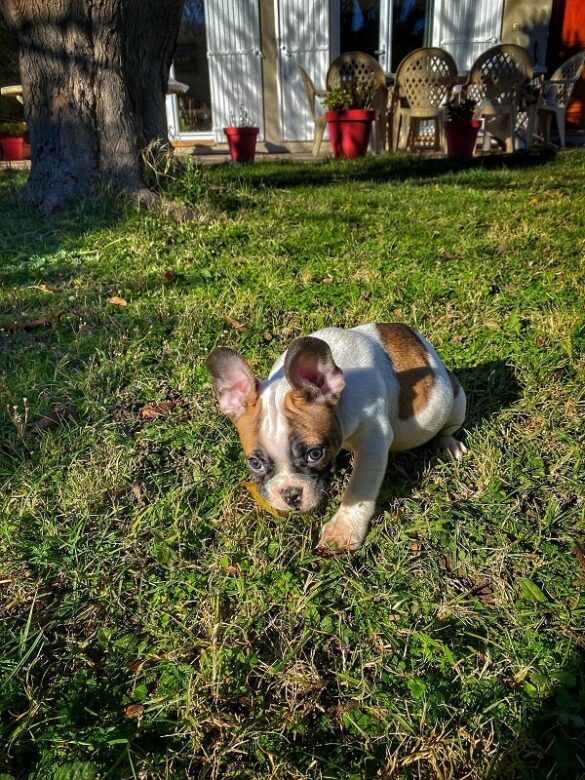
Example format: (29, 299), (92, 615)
(537, 52), (585, 148)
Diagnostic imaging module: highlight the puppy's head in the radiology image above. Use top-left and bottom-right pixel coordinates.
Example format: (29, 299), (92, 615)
(206, 337), (345, 512)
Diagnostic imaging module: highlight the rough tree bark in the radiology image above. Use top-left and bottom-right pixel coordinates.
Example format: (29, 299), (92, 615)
(0, 0), (184, 212)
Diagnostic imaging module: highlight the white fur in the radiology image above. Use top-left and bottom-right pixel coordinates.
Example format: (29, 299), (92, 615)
(257, 325), (466, 550)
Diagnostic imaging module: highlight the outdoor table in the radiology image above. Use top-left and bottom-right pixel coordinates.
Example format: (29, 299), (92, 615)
(0, 85), (24, 104)
(1, 79), (189, 105)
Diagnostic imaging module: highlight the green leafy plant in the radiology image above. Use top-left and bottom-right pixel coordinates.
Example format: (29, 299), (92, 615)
(0, 120), (26, 137)
(446, 95), (477, 122)
(323, 75), (376, 111)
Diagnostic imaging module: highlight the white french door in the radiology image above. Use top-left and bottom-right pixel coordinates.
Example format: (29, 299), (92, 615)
(432, 0), (504, 73)
(275, 0), (330, 141)
(204, 0), (265, 142)
(334, 0), (501, 76)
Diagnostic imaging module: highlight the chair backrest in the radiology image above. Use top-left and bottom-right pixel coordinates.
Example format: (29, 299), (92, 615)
(466, 44), (533, 108)
(298, 66), (318, 119)
(394, 47), (458, 110)
(545, 51), (585, 108)
(326, 51), (386, 91)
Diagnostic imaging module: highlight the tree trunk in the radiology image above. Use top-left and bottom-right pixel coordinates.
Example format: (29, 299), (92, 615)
(0, 0), (184, 212)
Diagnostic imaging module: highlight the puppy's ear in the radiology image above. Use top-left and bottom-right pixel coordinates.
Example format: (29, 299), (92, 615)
(284, 337), (345, 405)
(206, 348), (258, 420)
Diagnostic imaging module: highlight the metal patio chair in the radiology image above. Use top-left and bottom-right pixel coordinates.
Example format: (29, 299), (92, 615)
(389, 47), (458, 152)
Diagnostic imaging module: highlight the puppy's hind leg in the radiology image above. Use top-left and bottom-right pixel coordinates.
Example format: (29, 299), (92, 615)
(435, 372), (467, 462)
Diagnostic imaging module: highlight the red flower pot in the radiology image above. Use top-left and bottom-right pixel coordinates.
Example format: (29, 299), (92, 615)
(325, 109), (375, 159)
(444, 119), (481, 159)
(0, 136), (24, 161)
(224, 126), (259, 162)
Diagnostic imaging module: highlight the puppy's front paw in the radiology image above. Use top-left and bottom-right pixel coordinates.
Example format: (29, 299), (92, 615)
(435, 434), (468, 462)
(316, 511), (365, 555)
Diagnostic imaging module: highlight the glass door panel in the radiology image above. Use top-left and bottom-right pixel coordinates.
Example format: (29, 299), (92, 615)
(173, 0), (212, 133)
(391, 0), (432, 71)
(340, 0), (381, 57)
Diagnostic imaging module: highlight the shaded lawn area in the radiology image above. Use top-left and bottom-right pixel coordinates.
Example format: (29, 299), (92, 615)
(0, 150), (584, 780)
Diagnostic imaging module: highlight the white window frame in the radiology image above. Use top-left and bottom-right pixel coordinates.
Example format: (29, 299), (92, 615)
(166, 63), (215, 141)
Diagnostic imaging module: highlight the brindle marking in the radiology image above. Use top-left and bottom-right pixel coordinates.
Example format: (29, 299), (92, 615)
(283, 391), (343, 492)
(284, 391), (342, 448)
(234, 396), (263, 455)
(375, 323), (435, 419)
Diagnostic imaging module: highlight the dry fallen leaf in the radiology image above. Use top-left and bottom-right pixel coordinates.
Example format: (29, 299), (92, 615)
(529, 197), (539, 205)
(137, 400), (179, 420)
(573, 542), (585, 571)
(108, 296), (128, 307)
(244, 482), (288, 518)
(0, 311), (64, 334)
(124, 704), (144, 718)
(29, 403), (75, 434)
(34, 283), (61, 293)
(225, 317), (247, 331)
(131, 481), (146, 503)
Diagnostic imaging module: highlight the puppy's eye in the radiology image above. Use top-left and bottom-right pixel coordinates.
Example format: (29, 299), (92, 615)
(247, 456), (265, 473)
(306, 447), (325, 464)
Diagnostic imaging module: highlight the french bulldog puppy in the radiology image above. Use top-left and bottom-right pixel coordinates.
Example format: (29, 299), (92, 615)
(207, 323), (466, 552)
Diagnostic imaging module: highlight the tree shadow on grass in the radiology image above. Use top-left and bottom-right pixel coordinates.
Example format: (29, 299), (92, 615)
(208, 149), (558, 192)
(491, 649), (585, 779)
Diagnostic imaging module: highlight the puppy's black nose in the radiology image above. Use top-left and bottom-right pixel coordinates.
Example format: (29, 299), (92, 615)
(281, 486), (303, 509)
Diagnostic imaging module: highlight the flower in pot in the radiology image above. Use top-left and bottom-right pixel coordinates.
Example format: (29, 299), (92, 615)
(444, 95), (480, 159)
(322, 76), (377, 159)
(224, 105), (259, 163)
(0, 120), (27, 162)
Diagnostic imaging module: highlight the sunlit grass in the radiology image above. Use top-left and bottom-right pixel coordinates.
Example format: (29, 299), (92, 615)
(0, 149), (584, 779)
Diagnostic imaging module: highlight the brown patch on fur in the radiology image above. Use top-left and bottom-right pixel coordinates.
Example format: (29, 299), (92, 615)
(284, 392), (342, 448)
(447, 369), (461, 398)
(234, 397), (263, 454)
(376, 324), (435, 419)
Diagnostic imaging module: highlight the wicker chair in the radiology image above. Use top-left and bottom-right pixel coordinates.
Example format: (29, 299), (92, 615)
(389, 47), (458, 152)
(326, 51), (388, 153)
(537, 51), (585, 148)
(298, 66), (328, 157)
(465, 44), (533, 153)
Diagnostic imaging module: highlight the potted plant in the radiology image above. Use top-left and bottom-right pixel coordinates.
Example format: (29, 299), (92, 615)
(0, 120), (27, 161)
(322, 77), (376, 159)
(223, 106), (259, 163)
(444, 95), (480, 159)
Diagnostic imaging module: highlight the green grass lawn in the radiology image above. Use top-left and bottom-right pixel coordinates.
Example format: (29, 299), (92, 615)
(0, 150), (584, 780)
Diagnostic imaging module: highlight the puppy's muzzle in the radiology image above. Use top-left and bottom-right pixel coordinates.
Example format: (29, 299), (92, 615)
(280, 486), (303, 510)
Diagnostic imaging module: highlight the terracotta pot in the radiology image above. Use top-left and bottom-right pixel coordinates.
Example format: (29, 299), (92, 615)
(224, 126), (259, 162)
(325, 109), (375, 158)
(444, 119), (481, 159)
(0, 136), (24, 161)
